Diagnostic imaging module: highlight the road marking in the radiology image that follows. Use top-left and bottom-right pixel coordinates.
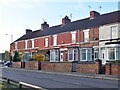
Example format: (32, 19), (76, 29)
(19, 82), (47, 90)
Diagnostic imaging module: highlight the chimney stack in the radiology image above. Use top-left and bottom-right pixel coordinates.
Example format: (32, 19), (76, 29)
(41, 21), (49, 30)
(62, 16), (71, 26)
(90, 11), (100, 19)
(26, 29), (32, 34)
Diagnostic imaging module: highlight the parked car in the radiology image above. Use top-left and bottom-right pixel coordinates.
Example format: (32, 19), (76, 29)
(4, 61), (11, 67)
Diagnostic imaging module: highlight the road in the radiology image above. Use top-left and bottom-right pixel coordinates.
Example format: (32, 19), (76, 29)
(1, 67), (119, 89)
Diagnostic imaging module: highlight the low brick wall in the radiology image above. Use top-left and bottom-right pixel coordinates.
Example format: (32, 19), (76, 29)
(12, 62), (21, 68)
(111, 64), (120, 76)
(106, 63), (120, 76)
(25, 61), (41, 70)
(41, 62), (72, 72)
(77, 61), (101, 74)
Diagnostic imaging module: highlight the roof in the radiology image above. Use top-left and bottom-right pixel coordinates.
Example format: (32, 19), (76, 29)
(15, 10), (120, 42)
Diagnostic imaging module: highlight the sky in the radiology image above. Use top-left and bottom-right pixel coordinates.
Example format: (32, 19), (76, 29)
(0, 0), (119, 53)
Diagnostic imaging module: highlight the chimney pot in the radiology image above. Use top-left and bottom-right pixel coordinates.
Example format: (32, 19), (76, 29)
(90, 11), (100, 19)
(62, 16), (71, 26)
(41, 21), (49, 30)
(26, 29), (32, 34)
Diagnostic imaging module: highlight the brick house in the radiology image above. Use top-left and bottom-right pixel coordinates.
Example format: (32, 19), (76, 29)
(10, 10), (120, 64)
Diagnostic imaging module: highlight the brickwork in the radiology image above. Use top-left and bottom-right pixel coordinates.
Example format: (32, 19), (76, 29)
(41, 62), (72, 72)
(77, 61), (101, 74)
(25, 61), (41, 70)
(12, 62), (21, 68)
(17, 41), (25, 49)
(105, 63), (120, 76)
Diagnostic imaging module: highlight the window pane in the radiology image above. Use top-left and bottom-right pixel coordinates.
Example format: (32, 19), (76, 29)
(87, 49), (91, 61)
(53, 36), (57, 46)
(84, 31), (89, 42)
(111, 26), (117, 39)
(69, 54), (73, 60)
(108, 48), (115, 60)
(116, 48), (120, 60)
(72, 33), (76, 43)
(81, 49), (86, 60)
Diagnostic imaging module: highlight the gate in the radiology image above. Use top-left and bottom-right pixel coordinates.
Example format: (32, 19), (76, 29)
(71, 61), (78, 72)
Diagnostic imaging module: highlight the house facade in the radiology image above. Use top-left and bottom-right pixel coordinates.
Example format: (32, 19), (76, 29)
(10, 10), (120, 64)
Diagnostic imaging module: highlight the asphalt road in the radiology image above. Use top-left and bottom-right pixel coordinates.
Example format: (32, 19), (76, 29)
(1, 67), (119, 89)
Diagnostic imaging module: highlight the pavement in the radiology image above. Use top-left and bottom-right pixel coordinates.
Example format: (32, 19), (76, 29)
(36, 70), (120, 81)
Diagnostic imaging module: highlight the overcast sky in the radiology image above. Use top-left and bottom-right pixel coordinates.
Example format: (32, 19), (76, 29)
(0, 0), (119, 53)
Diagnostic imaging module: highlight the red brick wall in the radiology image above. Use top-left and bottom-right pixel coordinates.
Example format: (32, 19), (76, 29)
(12, 62), (21, 68)
(77, 63), (99, 74)
(25, 61), (41, 70)
(89, 27), (99, 41)
(105, 63), (120, 76)
(17, 41), (25, 49)
(111, 64), (120, 76)
(41, 62), (72, 72)
(57, 32), (71, 45)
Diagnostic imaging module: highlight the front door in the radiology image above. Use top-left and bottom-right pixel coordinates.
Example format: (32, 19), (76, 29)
(101, 48), (105, 64)
(60, 51), (63, 62)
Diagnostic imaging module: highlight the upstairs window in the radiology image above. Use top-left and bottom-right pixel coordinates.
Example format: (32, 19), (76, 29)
(111, 26), (117, 39)
(15, 42), (17, 49)
(71, 31), (76, 43)
(25, 40), (27, 49)
(32, 39), (34, 48)
(53, 35), (57, 46)
(45, 38), (48, 47)
(83, 30), (89, 42)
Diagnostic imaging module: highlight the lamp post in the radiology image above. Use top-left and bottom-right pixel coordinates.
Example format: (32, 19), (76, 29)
(5, 34), (13, 64)
(6, 34), (13, 43)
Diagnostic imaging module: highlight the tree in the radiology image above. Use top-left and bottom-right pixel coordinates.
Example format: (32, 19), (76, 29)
(4, 51), (10, 61)
(12, 51), (21, 62)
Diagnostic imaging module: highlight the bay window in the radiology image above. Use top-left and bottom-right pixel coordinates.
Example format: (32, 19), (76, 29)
(50, 49), (58, 62)
(81, 48), (92, 61)
(68, 48), (78, 61)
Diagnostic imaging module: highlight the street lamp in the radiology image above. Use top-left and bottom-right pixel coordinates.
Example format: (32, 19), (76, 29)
(5, 34), (13, 43)
(5, 34), (13, 64)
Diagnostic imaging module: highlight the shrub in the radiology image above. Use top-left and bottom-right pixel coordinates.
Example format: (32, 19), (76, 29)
(32, 53), (46, 62)
(12, 51), (21, 62)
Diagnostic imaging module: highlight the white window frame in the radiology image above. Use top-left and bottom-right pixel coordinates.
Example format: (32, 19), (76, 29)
(71, 31), (76, 43)
(15, 42), (17, 49)
(107, 47), (120, 61)
(53, 35), (57, 46)
(111, 26), (117, 39)
(31, 39), (34, 48)
(45, 38), (48, 47)
(68, 48), (78, 62)
(25, 40), (28, 49)
(80, 48), (92, 61)
(94, 47), (99, 60)
(83, 29), (89, 42)
(50, 49), (59, 62)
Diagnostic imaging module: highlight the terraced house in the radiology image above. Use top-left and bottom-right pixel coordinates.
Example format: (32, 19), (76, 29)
(10, 10), (120, 64)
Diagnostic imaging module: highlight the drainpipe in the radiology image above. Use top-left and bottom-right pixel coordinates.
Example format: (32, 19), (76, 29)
(78, 29), (80, 61)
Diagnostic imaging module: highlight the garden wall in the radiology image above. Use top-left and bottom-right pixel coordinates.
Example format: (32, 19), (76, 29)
(77, 60), (102, 74)
(25, 61), (41, 70)
(12, 62), (21, 68)
(106, 63), (120, 76)
(41, 62), (72, 72)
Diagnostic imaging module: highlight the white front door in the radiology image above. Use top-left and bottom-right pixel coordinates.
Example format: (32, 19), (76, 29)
(101, 48), (105, 64)
(60, 51), (63, 62)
